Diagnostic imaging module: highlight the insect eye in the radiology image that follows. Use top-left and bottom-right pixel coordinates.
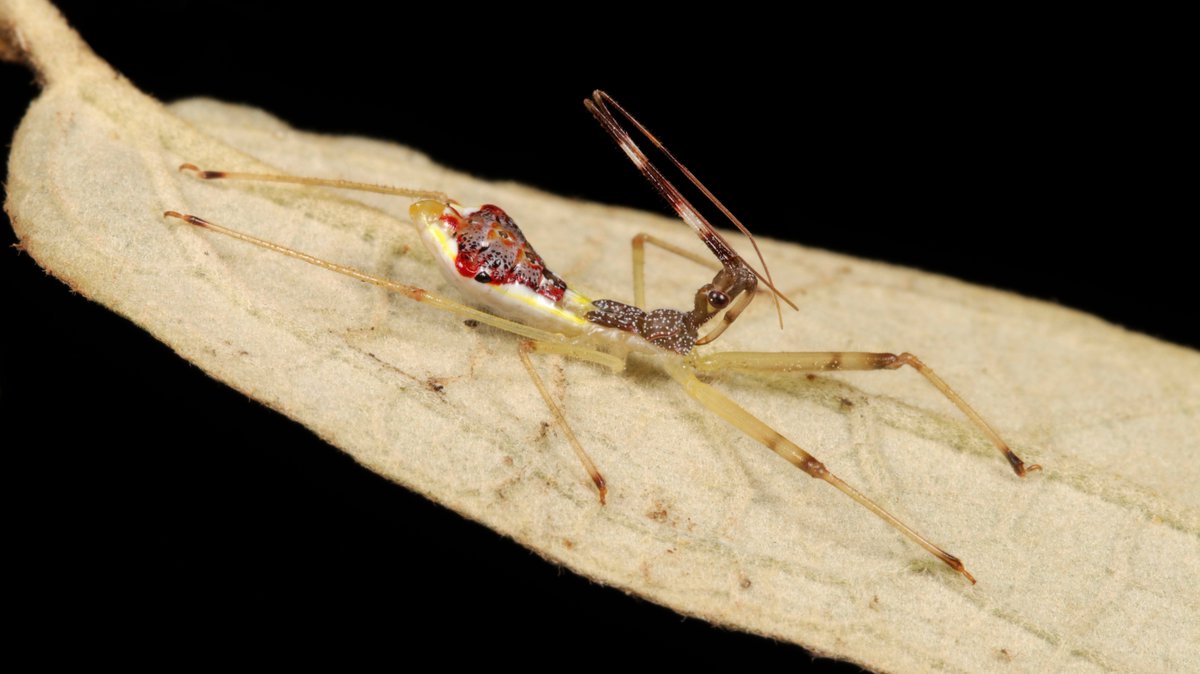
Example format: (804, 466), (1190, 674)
(474, 271), (492, 283)
(707, 290), (730, 309)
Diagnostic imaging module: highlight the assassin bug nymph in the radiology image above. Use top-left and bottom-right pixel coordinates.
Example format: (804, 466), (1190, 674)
(164, 90), (1041, 584)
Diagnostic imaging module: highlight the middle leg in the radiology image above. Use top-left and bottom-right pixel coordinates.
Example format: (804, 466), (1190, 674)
(517, 340), (626, 505)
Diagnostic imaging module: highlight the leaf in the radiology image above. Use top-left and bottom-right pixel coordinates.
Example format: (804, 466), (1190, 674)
(4, 1), (1198, 670)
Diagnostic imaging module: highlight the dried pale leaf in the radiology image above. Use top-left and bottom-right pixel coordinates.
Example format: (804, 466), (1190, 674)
(3, 1), (1199, 672)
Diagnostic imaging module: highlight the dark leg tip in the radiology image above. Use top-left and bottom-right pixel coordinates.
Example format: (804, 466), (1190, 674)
(942, 553), (977, 584)
(1006, 451), (1043, 477)
(162, 212), (209, 228)
(178, 163), (224, 179)
(595, 476), (608, 506)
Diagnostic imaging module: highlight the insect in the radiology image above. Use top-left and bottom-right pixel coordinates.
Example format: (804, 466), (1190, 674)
(163, 90), (1042, 584)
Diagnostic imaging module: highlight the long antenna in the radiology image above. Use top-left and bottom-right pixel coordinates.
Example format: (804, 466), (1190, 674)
(585, 91), (798, 324)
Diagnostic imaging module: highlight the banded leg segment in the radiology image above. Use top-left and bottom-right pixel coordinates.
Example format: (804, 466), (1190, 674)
(518, 341), (625, 504)
(694, 351), (1041, 476)
(662, 359), (976, 583)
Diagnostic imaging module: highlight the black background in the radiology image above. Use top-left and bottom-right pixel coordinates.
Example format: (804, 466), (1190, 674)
(3, 3), (1190, 667)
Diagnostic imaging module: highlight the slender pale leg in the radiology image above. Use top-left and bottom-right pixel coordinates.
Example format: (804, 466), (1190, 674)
(518, 341), (625, 504)
(163, 212), (567, 344)
(177, 163), (451, 202)
(631, 232), (720, 309)
(693, 351), (1041, 476)
(661, 358), (976, 582)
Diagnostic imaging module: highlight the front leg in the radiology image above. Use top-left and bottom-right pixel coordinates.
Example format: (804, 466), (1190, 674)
(693, 351), (1042, 476)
